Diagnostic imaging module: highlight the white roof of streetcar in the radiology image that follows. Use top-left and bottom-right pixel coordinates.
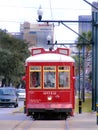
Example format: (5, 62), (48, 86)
(26, 48), (75, 63)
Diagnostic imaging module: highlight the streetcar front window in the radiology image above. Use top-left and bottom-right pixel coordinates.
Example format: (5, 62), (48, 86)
(58, 66), (70, 88)
(29, 66), (41, 88)
(44, 66), (56, 88)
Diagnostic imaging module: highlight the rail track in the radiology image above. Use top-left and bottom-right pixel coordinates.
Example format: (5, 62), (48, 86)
(11, 116), (33, 130)
(11, 116), (69, 130)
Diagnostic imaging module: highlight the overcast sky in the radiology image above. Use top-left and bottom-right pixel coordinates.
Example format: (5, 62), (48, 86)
(0, 0), (97, 42)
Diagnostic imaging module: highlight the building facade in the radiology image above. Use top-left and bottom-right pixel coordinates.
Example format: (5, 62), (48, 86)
(78, 15), (92, 34)
(92, 2), (98, 12)
(20, 22), (54, 49)
(78, 2), (98, 35)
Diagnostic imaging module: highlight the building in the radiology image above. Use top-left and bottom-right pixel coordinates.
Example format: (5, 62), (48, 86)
(20, 22), (54, 49)
(78, 2), (98, 35)
(92, 1), (98, 12)
(11, 32), (23, 40)
(78, 15), (92, 34)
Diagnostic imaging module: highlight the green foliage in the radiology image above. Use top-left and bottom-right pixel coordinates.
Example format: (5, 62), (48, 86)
(76, 31), (92, 50)
(72, 54), (83, 75)
(75, 31), (92, 79)
(0, 29), (30, 86)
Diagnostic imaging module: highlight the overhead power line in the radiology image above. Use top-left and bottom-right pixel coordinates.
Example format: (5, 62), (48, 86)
(0, 5), (90, 11)
(49, 0), (53, 20)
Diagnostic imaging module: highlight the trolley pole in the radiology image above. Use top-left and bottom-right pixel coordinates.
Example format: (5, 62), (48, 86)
(81, 41), (85, 102)
(78, 49), (82, 113)
(95, 13), (98, 124)
(92, 12), (96, 111)
(92, 11), (98, 125)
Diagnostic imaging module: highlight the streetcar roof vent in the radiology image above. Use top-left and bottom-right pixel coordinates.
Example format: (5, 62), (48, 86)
(31, 47), (45, 56)
(56, 48), (69, 55)
(31, 47), (69, 56)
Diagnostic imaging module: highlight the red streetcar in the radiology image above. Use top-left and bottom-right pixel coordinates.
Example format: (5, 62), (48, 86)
(23, 47), (75, 119)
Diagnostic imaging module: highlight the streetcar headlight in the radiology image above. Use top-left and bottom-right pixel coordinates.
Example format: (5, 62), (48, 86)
(47, 96), (52, 101)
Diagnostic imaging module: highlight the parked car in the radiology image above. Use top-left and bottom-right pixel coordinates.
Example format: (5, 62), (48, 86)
(0, 87), (18, 108)
(17, 88), (26, 99)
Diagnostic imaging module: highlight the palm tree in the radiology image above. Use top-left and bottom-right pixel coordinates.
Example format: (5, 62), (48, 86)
(76, 31), (92, 90)
(76, 31), (92, 54)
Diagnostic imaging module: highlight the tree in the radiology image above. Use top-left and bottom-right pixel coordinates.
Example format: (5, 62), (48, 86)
(76, 31), (92, 81)
(72, 54), (83, 75)
(76, 31), (92, 52)
(0, 29), (30, 87)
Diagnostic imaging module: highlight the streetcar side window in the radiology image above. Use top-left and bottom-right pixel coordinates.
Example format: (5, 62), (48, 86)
(30, 66), (41, 88)
(44, 66), (56, 88)
(58, 66), (70, 88)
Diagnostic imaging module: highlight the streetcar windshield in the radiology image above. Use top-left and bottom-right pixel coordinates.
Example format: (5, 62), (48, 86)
(29, 65), (70, 89)
(58, 66), (70, 88)
(44, 66), (56, 88)
(30, 66), (41, 88)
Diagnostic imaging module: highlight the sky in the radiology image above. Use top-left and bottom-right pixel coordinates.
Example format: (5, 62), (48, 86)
(0, 0), (97, 42)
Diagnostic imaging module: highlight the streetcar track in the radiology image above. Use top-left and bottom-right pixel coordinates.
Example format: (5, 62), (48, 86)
(65, 119), (69, 130)
(11, 119), (25, 130)
(11, 116), (34, 130)
(11, 116), (70, 130)
(23, 120), (34, 130)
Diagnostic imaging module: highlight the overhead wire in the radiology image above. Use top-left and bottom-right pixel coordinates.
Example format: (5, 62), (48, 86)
(0, 2), (91, 25)
(0, 5), (90, 10)
(49, 0), (53, 20)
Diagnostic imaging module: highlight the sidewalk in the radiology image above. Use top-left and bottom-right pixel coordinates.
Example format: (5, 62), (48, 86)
(67, 112), (98, 130)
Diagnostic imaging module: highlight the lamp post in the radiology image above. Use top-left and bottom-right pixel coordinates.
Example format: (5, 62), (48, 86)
(37, 5), (43, 22)
(46, 35), (55, 51)
(47, 35), (51, 45)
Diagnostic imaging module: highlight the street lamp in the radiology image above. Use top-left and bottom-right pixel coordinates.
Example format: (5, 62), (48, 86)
(37, 5), (43, 22)
(46, 35), (54, 51)
(47, 35), (51, 45)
